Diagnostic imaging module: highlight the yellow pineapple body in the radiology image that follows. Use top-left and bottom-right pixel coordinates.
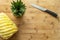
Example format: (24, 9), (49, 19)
(0, 12), (18, 40)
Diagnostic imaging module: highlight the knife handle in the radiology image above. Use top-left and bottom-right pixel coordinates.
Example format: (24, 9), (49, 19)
(44, 10), (58, 18)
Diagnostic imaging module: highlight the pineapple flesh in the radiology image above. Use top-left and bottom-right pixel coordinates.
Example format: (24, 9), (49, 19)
(0, 12), (18, 40)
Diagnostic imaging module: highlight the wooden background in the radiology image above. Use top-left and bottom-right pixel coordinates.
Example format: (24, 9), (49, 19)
(0, 0), (60, 40)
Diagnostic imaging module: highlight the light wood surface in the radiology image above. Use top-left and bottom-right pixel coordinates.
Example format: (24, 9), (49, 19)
(0, 0), (60, 40)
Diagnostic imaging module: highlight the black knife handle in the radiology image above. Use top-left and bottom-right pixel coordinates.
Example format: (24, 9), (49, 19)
(44, 10), (58, 18)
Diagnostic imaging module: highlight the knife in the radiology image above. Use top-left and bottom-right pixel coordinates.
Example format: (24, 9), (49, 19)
(30, 3), (58, 18)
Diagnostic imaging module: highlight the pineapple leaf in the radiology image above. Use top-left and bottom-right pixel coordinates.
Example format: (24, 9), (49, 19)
(11, 0), (26, 17)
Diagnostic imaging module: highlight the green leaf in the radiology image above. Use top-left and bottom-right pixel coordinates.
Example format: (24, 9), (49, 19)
(11, 0), (26, 17)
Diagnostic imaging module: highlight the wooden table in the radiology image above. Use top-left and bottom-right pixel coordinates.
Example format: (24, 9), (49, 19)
(0, 0), (60, 40)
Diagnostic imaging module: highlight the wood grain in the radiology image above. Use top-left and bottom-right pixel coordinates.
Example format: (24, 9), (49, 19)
(0, 0), (60, 40)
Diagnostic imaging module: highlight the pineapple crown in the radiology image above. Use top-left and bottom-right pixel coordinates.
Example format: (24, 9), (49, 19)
(11, 0), (26, 17)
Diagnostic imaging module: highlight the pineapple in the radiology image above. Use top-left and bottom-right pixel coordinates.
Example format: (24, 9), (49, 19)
(0, 12), (18, 40)
(11, 0), (26, 17)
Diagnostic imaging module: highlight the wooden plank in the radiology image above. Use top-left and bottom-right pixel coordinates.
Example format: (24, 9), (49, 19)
(0, 0), (60, 40)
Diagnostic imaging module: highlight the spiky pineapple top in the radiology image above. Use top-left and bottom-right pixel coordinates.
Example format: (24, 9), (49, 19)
(11, 0), (26, 17)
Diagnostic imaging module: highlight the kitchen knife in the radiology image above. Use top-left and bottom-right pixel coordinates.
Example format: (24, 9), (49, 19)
(30, 3), (58, 18)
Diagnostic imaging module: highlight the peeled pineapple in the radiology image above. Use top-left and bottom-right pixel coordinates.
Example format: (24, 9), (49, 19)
(0, 12), (18, 40)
